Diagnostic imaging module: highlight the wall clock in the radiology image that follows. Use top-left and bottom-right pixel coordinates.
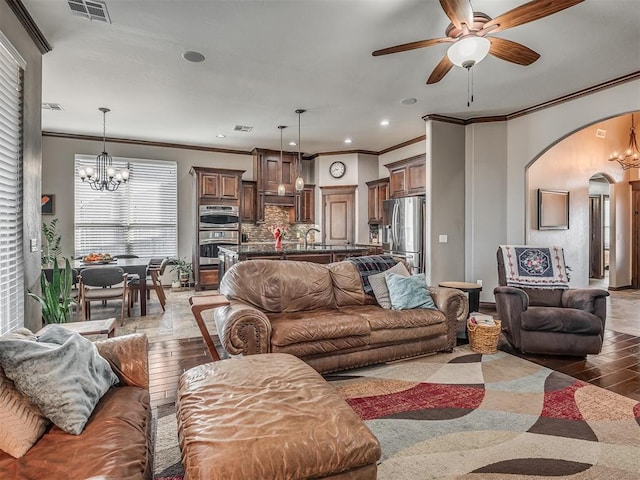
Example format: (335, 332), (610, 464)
(329, 161), (346, 179)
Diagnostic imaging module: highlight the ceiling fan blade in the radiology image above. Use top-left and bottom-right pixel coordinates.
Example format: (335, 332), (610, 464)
(483, 0), (584, 34)
(427, 55), (454, 84)
(489, 37), (540, 65)
(439, 0), (474, 30)
(372, 37), (450, 56)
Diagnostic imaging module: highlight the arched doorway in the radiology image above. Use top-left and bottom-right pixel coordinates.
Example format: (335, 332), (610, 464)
(588, 174), (613, 288)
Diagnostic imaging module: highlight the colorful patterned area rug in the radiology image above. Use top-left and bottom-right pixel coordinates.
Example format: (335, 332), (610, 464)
(154, 346), (640, 479)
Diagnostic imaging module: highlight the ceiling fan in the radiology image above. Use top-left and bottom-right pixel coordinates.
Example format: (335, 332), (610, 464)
(372, 0), (584, 84)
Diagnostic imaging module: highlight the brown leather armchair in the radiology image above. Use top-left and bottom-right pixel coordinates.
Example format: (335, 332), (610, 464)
(494, 246), (609, 356)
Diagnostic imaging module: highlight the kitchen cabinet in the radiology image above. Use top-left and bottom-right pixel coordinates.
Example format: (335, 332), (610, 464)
(295, 184), (315, 224)
(253, 148), (300, 197)
(366, 177), (389, 224)
(199, 172), (240, 200)
(240, 181), (257, 223)
(190, 166), (244, 291)
(385, 155), (426, 198)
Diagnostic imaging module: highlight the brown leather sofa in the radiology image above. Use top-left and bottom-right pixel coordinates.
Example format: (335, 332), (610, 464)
(214, 259), (468, 374)
(0, 333), (153, 480)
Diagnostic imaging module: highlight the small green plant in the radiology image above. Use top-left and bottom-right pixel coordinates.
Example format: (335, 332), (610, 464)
(41, 217), (62, 266)
(170, 258), (193, 287)
(28, 258), (77, 324)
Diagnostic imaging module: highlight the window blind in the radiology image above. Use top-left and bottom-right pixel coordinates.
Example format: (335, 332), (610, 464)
(0, 34), (24, 336)
(74, 157), (178, 258)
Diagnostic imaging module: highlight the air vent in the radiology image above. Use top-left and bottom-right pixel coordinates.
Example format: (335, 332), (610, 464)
(42, 103), (64, 111)
(233, 125), (253, 133)
(68, 0), (111, 23)
(596, 129), (607, 139)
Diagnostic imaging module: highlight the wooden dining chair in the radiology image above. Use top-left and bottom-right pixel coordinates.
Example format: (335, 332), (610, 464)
(78, 266), (129, 326)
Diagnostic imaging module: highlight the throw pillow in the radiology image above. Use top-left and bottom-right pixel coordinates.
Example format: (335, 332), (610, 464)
(0, 365), (50, 458)
(369, 262), (410, 309)
(385, 272), (437, 310)
(0, 325), (119, 435)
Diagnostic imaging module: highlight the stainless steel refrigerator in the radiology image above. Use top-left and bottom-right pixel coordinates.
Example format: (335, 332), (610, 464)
(382, 196), (425, 273)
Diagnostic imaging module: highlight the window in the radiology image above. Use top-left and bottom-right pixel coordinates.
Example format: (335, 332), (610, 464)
(0, 33), (25, 336)
(74, 157), (178, 258)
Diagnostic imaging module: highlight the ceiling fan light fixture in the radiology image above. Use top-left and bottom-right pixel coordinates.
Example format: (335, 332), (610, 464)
(447, 36), (490, 68)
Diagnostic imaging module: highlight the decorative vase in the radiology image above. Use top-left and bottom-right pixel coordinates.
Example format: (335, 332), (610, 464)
(274, 235), (283, 249)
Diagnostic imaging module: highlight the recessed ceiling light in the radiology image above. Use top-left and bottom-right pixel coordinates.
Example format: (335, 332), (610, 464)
(400, 97), (417, 105)
(182, 51), (205, 63)
(344, 138), (352, 144)
(380, 120), (390, 126)
(216, 134), (225, 138)
(289, 141), (296, 146)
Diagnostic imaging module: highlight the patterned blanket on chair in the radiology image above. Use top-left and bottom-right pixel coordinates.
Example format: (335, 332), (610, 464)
(500, 245), (569, 289)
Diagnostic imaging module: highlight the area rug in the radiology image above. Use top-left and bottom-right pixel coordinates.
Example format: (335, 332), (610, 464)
(154, 346), (640, 479)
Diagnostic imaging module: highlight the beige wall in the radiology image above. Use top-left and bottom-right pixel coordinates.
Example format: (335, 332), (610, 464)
(1, 4), (44, 332)
(528, 114), (632, 288)
(41, 136), (252, 262)
(428, 121), (465, 285)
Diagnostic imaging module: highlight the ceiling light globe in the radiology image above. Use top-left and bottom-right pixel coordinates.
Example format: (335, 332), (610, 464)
(295, 176), (305, 192)
(447, 36), (491, 68)
(78, 168), (86, 179)
(277, 183), (286, 196)
(107, 166), (116, 177)
(121, 169), (130, 180)
(85, 166), (94, 177)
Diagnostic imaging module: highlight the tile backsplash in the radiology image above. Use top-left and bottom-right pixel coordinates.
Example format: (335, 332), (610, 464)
(241, 206), (317, 243)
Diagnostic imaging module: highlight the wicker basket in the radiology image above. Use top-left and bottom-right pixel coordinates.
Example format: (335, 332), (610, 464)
(467, 319), (501, 354)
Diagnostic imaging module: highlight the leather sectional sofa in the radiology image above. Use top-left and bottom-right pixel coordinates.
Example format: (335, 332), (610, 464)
(214, 259), (468, 374)
(0, 333), (153, 480)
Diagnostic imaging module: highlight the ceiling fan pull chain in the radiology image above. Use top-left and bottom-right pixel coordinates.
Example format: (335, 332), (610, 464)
(471, 67), (475, 104)
(467, 67), (471, 107)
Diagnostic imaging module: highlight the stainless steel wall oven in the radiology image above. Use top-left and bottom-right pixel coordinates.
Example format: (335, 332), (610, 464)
(199, 205), (239, 230)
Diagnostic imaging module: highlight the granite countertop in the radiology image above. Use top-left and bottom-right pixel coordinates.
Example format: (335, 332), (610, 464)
(220, 244), (371, 256)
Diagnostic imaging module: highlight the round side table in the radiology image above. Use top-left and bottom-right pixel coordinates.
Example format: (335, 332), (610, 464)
(438, 281), (483, 344)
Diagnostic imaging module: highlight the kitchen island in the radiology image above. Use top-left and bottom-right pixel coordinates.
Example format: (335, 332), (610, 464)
(218, 243), (372, 282)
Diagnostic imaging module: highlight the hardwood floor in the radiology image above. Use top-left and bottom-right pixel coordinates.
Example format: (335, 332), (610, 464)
(148, 328), (640, 408)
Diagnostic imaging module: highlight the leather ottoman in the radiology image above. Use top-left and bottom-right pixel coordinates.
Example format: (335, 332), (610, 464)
(176, 353), (381, 480)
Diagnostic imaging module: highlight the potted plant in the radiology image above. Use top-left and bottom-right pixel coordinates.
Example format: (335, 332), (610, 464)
(170, 258), (193, 288)
(41, 217), (62, 267)
(28, 258), (77, 324)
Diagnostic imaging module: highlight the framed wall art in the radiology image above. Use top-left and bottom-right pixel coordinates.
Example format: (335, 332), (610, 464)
(41, 194), (55, 215)
(538, 189), (569, 230)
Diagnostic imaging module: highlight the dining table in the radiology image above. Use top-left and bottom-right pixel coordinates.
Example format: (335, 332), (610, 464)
(70, 257), (152, 316)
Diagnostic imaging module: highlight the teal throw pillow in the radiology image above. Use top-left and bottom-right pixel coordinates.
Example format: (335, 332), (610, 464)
(385, 272), (437, 310)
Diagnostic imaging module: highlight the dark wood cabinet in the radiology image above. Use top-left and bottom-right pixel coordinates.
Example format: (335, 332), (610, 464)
(385, 155), (426, 198)
(366, 177), (389, 224)
(190, 166), (244, 291)
(240, 181), (257, 223)
(198, 171), (240, 200)
(253, 148), (300, 197)
(295, 184), (315, 224)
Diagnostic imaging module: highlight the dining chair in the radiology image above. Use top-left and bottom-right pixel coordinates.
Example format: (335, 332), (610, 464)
(78, 266), (129, 326)
(130, 258), (172, 312)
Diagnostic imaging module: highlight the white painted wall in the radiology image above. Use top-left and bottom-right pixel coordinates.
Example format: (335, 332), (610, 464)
(528, 115), (631, 288)
(41, 136), (253, 261)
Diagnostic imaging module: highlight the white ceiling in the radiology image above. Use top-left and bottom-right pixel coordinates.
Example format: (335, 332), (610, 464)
(24, 0), (640, 155)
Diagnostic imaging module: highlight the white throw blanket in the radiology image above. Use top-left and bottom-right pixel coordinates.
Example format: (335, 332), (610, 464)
(500, 245), (569, 289)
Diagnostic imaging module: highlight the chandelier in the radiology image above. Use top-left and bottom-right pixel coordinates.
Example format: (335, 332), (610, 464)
(609, 114), (640, 170)
(78, 107), (129, 191)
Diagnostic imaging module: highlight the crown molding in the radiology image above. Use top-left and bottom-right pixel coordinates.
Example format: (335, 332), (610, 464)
(378, 135), (426, 155)
(42, 131), (252, 156)
(6, 0), (52, 54)
(422, 70), (640, 125)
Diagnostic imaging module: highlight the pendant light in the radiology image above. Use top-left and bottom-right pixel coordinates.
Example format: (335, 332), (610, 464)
(294, 109), (306, 192)
(77, 107), (129, 191)
(277, 125), (286, 196)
